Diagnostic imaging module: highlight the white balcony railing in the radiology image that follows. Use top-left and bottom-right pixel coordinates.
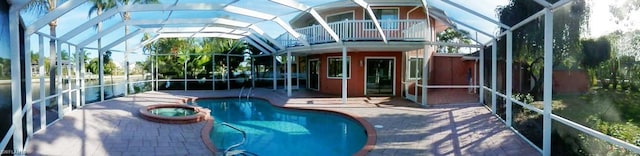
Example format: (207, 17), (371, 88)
(276, 20), (429, 47)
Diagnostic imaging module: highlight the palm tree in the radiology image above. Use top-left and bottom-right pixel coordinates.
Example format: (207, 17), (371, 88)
(25, 0), (63, 99)
(117, 0), (159, 94)
(117, 0), (159, 50)
(88, 0), (116, 98)
(88, 0), (117, 51)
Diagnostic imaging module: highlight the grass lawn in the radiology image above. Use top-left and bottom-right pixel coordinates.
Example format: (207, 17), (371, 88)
(549, 90), (640, 126)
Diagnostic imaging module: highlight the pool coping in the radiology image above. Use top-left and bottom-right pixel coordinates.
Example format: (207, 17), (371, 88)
(184, 96), (377, 156)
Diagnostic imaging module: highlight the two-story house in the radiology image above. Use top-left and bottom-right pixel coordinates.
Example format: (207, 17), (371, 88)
(274, 0), (478, 101)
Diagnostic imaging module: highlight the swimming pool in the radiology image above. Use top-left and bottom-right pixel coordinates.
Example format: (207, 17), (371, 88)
(193, 98), (368, 156)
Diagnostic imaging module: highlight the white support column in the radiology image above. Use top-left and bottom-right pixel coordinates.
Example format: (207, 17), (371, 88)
(474, 59), (478, 93)
(287, 51), (292, 97)
(184, 56), (187, 91)
(66, 52), (72, 112)
(273, 55), (277, 90)
(414, 51), (418, 102)
(506, 31), (513, 127)
(74, 47), (80, 108)
(38, 35), (46, 129)
(124, 51), (129, 96)
(226, 55), (230, 90)
(79, 48), (85, 107)
(421, 46), (428, 107)
(24, 31), (33, 138)
(542, 8), (553, 156)
(56, 42), (63, 118)
(99, 48), (104, 101)
(341, 46), (347, 104)
(8, 9), (24, 151)
(251, 57), (255, 87)
(154, 55), (158, 91)
(479, 48), (484, 103)
(211, 54), (216, 91)
(491, 40), (497, 114)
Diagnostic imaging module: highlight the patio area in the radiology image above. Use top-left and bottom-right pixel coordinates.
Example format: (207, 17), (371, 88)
(25, 89), (537, 155)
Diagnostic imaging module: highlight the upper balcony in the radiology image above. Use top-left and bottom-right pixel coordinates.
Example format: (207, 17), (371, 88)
(276, 19), (430, 48)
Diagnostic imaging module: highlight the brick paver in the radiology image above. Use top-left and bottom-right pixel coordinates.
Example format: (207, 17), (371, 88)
(26, 89), (538, 156)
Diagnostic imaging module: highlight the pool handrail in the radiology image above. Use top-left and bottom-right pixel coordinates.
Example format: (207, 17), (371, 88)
(246, 87), (253, 100)
(238, 86), (245, 100)
(221, 122), (247, 155)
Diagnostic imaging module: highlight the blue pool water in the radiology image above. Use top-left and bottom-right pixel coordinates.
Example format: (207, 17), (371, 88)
(193, 98), (367, 156)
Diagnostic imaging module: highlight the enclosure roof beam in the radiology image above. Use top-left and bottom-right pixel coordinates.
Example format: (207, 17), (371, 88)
(448, 17), (494, 39)
(156, 33), (245, 39)
(25, 0), (88, 35)
(223, 5), (310, 46)
(119, 3), (225, 12)
(270, 0), (342, 44)
(247, 34), (277, 53)
(533, 0), (552, 8)
(129, 34), (161, 53)
(242, 38), (272, 55)
(99, 29), (142, 52)
(77, 22), (125, 48)
(248, 25), (285, 50)
(441, 0), (510, 30)
(58, 7), (121, 41)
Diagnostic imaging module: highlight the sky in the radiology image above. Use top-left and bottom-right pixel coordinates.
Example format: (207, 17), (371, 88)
(0, 4), (9, 60)
(17, 0), (639, 65)
(587, 0), (640, 38)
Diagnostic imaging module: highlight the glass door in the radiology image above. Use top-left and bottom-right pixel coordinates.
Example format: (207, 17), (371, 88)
(308, 59), (319, 90)
(366, 58), (394, 96)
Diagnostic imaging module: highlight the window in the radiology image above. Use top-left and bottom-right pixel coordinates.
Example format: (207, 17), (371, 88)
(408, 58), (423, 79)
(327, 57), (350, 78)
(326, 12), (354, 23)
(364, 8), (399, 29)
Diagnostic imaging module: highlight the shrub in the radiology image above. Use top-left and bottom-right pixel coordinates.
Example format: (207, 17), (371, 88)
(580, 115), (640, 155)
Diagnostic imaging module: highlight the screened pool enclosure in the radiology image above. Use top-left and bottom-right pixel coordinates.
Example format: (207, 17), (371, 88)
(2, 0), (640, 155)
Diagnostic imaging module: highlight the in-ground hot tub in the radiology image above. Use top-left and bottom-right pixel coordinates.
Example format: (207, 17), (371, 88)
(139, 104), (211, 124)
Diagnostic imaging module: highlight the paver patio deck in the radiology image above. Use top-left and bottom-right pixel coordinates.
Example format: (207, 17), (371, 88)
(26, 89), (539, 156)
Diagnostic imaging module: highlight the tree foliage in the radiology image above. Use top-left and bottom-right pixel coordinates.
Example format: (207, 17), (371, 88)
(497, 0), (589, 96)
(581, 37), (611, 68)
(436, 28), (471, 53)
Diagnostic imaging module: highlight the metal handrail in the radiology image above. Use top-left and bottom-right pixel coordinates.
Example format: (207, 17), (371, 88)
(221, 122), (247, 155)
(245, 87), (253, 100)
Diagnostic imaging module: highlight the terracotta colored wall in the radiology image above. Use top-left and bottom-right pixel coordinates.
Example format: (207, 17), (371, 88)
(553, 70), (589, 94)
(308, 52), (403, 97)
(430, 55), (478, 85)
